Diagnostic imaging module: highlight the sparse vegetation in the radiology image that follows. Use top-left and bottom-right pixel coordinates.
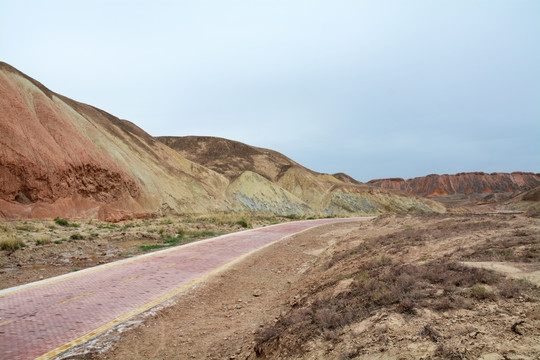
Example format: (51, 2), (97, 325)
(254, 214), (540, 358)
(54, 217), (69, 226)
(0, 234), (25, 251)
(16, 224), (37, 232)
(69, 233), (84, 240)
(35, 235), (51, 245)
(54, 217), (80, 228)
(235, 219), (250, 228)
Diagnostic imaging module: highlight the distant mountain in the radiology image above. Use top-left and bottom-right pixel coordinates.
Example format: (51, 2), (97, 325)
(368, 172), (540, 206)
(0, 62), (444, 220)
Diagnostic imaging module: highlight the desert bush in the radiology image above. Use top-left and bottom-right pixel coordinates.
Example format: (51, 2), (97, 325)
(255, 326), (282, 345)
(313, 307), (347, 329)
(54, 217), (80, 228)
(176, 227), (185, 237)
(186, 230), (216, 238)
(0, 234), (25, 250)
(434, 343), (464, 359)
(498, 278), (534, 298)
(54, 217), (69, 226)
(122, 223), (135, 230)
(469, 285), (496, 300)
(432, 296), (454, 311)
(35, 235), (51, 245)
(69, 233), (84, 240)
(16, 224), (37, 232)
(396, 300), (415, 314)
(236, 219), (250, 228)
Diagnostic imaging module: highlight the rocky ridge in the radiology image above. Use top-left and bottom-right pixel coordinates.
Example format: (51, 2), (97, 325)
(368, 172), (540, 205)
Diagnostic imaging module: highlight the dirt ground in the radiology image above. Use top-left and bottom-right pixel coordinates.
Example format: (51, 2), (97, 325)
(45, 212), (540, 360)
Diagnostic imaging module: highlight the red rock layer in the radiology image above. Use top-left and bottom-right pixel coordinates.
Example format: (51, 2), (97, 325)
(0, 63), (140, 211)
(368, 172), (540, 197)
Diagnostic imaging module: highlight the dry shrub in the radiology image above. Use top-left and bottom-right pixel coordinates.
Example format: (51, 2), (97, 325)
(0, 234), (25, 251)
(35, 235), (51, 245)
(434, 343), (464, 359)
(314, 307), (342, 329)
(255, 326), (281, 344)
(469, 286), (496, 300)
(420, 324), (441, 342)
(498, 278), (534, 298)
(396, 300), (415, 314)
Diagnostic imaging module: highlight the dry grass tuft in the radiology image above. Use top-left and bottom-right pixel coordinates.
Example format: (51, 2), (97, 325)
(0, 234), (26, 251)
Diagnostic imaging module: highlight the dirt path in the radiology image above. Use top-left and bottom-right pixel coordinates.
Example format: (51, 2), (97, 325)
(0, 218), (370, 360)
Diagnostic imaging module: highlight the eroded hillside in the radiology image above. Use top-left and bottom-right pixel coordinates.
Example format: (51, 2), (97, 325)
(368, 172), (540, 206)
(0, 62), (443, 220)
(0, 62), (229, 220)
(159, 136), (446, 216)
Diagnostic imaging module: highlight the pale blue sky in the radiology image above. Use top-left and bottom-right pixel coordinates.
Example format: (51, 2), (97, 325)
(1, 1), (538, 181)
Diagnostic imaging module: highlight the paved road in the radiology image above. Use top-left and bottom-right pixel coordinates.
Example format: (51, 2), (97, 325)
(0, 217), (370, 360)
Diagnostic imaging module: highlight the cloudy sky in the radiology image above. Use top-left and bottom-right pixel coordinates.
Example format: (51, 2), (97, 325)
(1, 1), (538, 181)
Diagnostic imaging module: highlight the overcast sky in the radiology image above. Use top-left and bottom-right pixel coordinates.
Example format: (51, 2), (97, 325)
(1, 1), (538, 181)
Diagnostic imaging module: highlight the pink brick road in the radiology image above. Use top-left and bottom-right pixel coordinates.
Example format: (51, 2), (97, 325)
(0, 217), (370, 360)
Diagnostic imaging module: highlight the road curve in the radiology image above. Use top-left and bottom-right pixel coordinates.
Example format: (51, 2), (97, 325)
(0, 217), (371, 360)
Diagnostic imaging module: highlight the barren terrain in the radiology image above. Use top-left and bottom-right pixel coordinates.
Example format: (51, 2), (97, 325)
(40, 212), (540, 360)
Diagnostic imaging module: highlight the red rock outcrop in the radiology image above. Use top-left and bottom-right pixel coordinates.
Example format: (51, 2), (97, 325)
(368, 172), (540, 197)
(0, 62), (229, 220)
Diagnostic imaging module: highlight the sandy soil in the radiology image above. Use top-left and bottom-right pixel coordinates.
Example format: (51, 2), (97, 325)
(49, 213), (539, 360)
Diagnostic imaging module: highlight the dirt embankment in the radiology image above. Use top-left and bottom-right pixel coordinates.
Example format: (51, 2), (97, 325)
(67, 213), (539, 360)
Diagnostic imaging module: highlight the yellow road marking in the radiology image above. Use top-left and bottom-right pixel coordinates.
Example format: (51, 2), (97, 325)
(119, 274), (142, 283)
(160, 263), (175, 269)
(58, 292), (93, 305)
(0, 319), (14, 327)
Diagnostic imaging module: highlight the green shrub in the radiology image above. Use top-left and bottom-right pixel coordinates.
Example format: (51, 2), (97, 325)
(54, 217), (80, 228)
(54, 217), (69, 226)
(236, 219), (250, 228)
(69, 233), (84, 240)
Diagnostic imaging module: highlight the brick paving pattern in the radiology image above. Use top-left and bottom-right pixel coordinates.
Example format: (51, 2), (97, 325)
(0, 218), (369, 359)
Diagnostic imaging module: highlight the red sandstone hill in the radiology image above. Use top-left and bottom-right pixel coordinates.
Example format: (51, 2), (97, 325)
(0, 62), (228, 220)
(368, 172), (540, 198)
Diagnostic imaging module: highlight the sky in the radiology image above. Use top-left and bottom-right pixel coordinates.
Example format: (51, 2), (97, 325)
(1, 1), (539, 181)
